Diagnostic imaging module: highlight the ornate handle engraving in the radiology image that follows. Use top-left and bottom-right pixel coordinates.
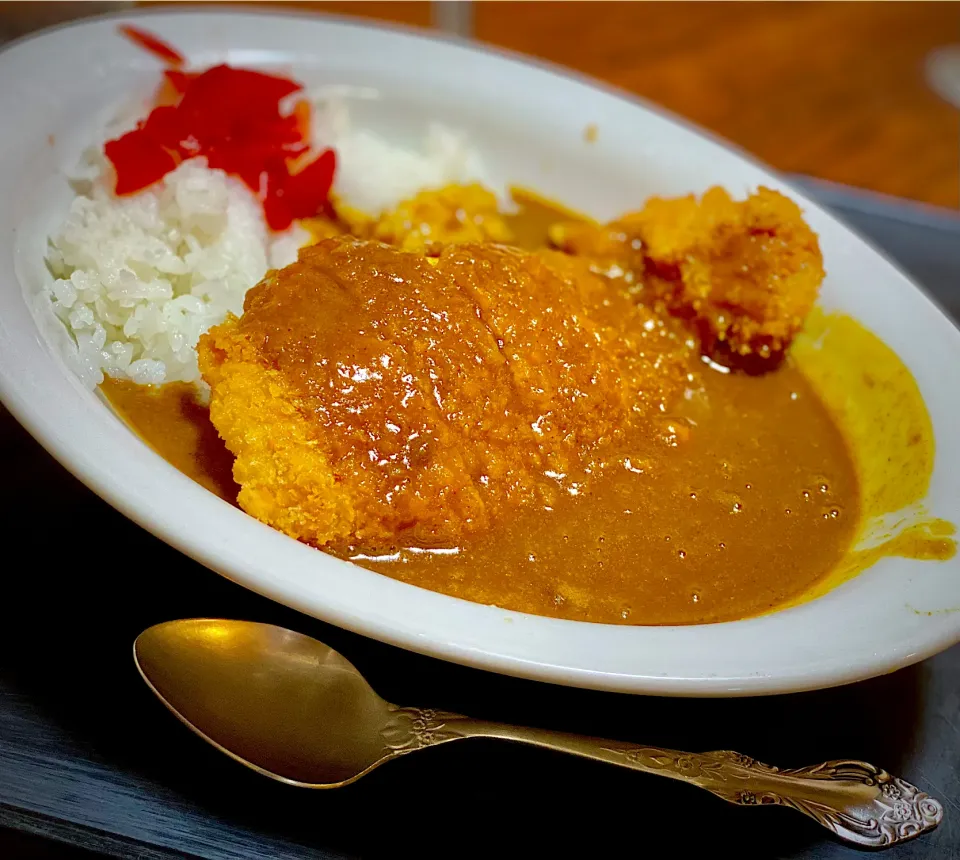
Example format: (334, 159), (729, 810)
(379, 705), (472, 753)
(596, 747), (942, 848)
(376, 709), (943, 849)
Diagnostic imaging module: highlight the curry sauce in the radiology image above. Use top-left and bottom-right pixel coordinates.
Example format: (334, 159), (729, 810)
(103, 379), (238, 501)
(99, 191), (955, 626)
(104, 352), (861, 624)
(341, 354), (860, 624)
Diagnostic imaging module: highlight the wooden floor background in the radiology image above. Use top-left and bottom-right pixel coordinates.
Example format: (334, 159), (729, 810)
(270, 0), (960, 208)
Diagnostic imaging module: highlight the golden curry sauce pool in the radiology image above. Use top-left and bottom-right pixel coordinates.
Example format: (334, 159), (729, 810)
(101, 189), (955, 625)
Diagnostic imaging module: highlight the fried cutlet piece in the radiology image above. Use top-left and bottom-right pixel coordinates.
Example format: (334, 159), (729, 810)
(198, 238), (691, 550)
(336, 183), (512, 253)
(300, 214), (350, 243)
(303, 185), (512, 254)
(550, 187), (824, 364)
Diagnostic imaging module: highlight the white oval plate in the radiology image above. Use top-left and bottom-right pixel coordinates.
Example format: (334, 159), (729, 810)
(1, 10), (958, 697)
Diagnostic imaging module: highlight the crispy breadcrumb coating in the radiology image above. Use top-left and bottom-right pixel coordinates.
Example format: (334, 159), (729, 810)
(309, 183), (513, 254)
(368, 183), (512, 252)
(551, 187), (824, 364)
(198, 238), (691, 549)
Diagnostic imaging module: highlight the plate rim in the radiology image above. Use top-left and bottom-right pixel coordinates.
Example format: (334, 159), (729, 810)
(1, 7), (958, 697)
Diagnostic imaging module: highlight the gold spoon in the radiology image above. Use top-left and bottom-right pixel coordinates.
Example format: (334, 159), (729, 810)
(134, 619), (942, 849)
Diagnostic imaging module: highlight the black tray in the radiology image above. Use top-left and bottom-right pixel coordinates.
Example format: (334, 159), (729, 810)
(1, 180), (958, 860)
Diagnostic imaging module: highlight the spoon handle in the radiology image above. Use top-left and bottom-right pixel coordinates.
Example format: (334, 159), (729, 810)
(387, 709), (942, 849)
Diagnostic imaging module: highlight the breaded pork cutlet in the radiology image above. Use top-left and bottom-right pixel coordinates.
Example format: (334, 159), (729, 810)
(550, 187), (824, 366)
(198, 238), (692, 550)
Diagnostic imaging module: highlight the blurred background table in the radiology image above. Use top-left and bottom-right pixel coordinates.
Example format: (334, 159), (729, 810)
(282, 0), (959, 208)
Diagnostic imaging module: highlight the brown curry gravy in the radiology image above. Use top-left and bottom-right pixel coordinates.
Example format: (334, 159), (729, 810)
(103, 379), (238, 501)
(100, 190), (955, 625)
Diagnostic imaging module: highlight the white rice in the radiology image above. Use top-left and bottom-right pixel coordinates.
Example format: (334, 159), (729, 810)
(41, 98), (487, 389)
(312, 95), (491, 215)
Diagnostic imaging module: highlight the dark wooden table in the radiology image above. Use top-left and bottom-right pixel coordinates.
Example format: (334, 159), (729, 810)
(1, 181), (959, 859)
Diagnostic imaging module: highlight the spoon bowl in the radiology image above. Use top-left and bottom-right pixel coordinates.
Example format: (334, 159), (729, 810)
(134, 619), (396, 786)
